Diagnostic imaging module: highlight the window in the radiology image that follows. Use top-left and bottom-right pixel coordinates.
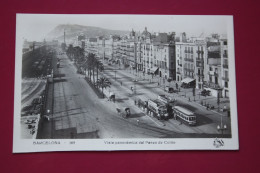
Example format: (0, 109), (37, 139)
(225, 71), (228, 78)
(224, 50), (228, 55)
(225, 81), (228, 88)
(209, 66), (213, 71)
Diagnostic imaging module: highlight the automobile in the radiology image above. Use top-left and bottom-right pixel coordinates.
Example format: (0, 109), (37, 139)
(108, 62), (112, 65)
(201, 89), (211, 96)
(164, 86), (177, 93)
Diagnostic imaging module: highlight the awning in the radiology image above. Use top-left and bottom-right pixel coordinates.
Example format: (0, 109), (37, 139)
(150, 67), (159, 74)
(181, 78), (195, 84)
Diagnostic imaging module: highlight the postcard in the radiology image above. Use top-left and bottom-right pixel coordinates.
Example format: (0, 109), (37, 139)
(13, 14), (238, 152)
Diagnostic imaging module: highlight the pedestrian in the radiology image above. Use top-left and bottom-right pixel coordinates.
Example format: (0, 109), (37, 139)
(120, 81), (122, 86)
(158, 82), (159, 86)
(137, 119), (140, 125)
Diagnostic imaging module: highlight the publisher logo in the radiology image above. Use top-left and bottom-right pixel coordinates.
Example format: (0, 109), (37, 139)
(213, 138), (224, 148)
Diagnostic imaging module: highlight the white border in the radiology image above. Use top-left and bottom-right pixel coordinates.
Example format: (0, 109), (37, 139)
(13, 14), (238, 153)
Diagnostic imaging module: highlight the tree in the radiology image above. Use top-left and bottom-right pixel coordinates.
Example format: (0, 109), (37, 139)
(73, 46), (85, 63)
(96, 60), (104, 80)
(96, 77), (111, 98)
(66, 44), (74, 59)
(84, 53), (96, 82)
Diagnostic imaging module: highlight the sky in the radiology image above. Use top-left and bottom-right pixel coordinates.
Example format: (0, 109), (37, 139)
(17, 14), (231, 41)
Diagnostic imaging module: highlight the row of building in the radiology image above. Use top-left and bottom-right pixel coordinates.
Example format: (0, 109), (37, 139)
(72, 28), (229, 98)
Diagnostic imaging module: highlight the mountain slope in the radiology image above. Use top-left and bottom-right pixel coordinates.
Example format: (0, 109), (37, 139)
(46, 24), (129, 42)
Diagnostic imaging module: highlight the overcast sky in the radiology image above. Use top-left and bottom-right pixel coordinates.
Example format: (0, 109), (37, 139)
(17, 14), (231, 41)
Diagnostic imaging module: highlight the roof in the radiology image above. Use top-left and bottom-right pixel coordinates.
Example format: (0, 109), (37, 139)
(150, 67), (159, 74)
(174, 106), (194, 116)
(88, 38), (97, 42)
(181, 78), (195, 84)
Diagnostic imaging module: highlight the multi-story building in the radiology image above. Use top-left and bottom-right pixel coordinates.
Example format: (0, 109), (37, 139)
(84, 27), (176, 81)
(85, 37), (98, 55)
(141, 28), (176, 80)
(220, 39), (229, 98)
(203, 34), (230, 98)
(74, 34), (85, 49)
(175, 33), (207, 89)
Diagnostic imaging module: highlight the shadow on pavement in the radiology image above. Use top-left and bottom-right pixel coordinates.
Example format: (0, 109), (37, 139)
(128, 113), (145, 118)
(116, 98), (129, 103)
(53, 73), (66, 78)
(175, 102), (198, 112)
(194, 113), (213, 126)
(53, 78), (67, 83)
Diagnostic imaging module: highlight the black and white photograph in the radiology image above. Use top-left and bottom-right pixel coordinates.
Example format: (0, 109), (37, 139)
(13, 14), (238, 152)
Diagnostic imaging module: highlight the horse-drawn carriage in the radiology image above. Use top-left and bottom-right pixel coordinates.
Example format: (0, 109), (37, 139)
(116, 107), (131, 119)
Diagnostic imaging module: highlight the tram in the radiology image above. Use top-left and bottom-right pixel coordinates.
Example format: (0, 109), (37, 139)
(173, 106), (196, 126)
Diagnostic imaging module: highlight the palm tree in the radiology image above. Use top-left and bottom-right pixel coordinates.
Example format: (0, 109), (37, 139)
(66, 44), (74, 59)
(96, 77), (111, 98)
(84, 53), (96, 82)
(96, 60), (104, 80)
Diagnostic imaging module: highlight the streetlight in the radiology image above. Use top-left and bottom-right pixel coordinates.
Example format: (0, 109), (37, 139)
(217, 115), (227, 135)
(114, 70), (117, 81)
(217, 88), (223, 112)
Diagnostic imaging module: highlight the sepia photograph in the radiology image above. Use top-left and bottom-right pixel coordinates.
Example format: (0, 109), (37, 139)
(13, 14), (238, 152)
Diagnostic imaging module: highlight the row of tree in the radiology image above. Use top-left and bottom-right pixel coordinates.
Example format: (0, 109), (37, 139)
(66, 45), (110, 98)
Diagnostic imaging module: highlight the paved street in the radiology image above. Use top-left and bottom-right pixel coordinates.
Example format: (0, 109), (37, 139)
(99, 61), (231, 135)
(37, 48), (231, 139)
(38, 49), (213, 139)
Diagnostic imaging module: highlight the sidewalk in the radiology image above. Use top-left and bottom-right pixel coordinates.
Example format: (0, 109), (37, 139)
(116, 65), (230, 116)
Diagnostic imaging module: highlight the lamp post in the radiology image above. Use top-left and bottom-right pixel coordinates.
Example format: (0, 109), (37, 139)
(217, 114), (227, 135)
(217, 88), (223, 112)
(114, 70), (117, 81)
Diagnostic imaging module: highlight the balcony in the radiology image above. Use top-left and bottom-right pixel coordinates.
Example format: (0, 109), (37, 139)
(208, 71), (218, 77)
(184, 58), (194, 62)
(196, 58), (203, 62)
(223, 64), (228, 69)
(208, 58), (221, 65)
(197, 50), (204, 54)
(196, 62), (204, 67)
(184, 68), (194, 73)
(184, 50), (193, 54)
(222, 76), (229, 81)
(196, 73), (204, 77)
(203, 81), (222, 90)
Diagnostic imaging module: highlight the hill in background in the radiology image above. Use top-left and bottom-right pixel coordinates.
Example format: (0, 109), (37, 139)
(45, 24), (129, 43)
